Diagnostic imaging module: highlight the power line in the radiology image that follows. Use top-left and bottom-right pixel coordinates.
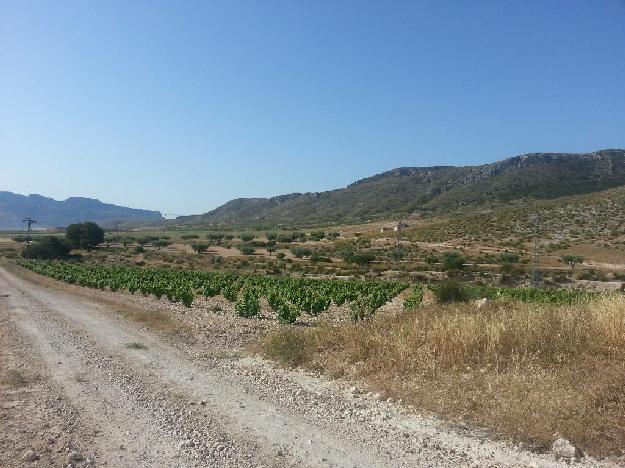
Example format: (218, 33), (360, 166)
(22, 217), (38, 233)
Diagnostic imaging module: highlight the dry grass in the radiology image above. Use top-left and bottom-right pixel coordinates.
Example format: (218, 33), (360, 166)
(115, 307), (179, 331)
(257, 295), (625, 457)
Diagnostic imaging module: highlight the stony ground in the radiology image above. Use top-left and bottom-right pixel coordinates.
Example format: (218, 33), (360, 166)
(0, 264), (619, 467)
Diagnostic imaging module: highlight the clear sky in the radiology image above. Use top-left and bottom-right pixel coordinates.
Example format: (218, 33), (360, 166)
(2, 1), (625, 215)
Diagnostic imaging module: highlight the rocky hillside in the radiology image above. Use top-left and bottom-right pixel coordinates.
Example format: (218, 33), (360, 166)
(178, 149), (625, 227)
(0, 192), (162, 229)
(410, 184), (625, 246)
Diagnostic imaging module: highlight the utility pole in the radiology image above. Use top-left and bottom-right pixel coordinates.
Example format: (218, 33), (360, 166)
(392, 218), (404, 264)
(530, 213), (540, 287)
(22, 217), (38, 233)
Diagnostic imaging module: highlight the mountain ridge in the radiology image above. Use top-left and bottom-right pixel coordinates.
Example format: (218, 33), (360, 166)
(176, 149), (625, 227)
(0, 192), (162, 229)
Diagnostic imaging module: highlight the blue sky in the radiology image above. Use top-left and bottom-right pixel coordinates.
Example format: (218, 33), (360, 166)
(2, 1), (625, 215)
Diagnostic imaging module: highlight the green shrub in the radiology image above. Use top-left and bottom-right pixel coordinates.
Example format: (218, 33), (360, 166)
(498, 253), (520, 264)
(290, 246), (312, 258)
(425, 255), (439, 265)
(179, 289), (194, 307)
(345, 252), (375, 266)
(310, 252), (332, 262)
(237, 244), (255, 255)
(434, 280), (469, 303)
(277, 234), (294, 243)
(390, 247), (405, 261)
(21, 236), (70, 259)
(292, 232), (306, 242)
(309, 231), (326, 241)
(442, 252), (465, 271)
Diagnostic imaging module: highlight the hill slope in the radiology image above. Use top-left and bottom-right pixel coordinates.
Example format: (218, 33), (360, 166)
(0, 192), (162, 229)
(410, 184), (625, 245)
(179, 149), (625, 227)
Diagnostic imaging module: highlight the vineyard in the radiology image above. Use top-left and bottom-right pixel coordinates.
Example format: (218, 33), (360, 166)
(16, 260), (600, 324)
(16, 260), (408, 323)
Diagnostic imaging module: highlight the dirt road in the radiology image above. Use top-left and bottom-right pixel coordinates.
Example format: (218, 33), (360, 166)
(0, 265), (611, 467)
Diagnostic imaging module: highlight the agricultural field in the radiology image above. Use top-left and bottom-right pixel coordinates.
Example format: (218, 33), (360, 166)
(96, 222), (625, 292)
(16, 259), (596, 321)
(16, 259), (409, 323)
(6, 200), (625, 294)
(3, 209), (625, 467)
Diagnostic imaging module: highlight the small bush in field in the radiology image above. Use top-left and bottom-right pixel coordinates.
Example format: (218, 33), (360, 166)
(290, 246), (312, 258)
(434, 280), (469, 303)
(21, 236), (70, 259)
(191, 243), (209, 255)
(237, 244), (255, 255)
(442, 251), (465, 271)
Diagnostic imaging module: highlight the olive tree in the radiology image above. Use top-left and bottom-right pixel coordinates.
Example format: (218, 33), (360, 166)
(153, 239), (172, 250)
(191, 243), (209, 255)
(65, 222), (104, 250)
(562, 255), (584, 270)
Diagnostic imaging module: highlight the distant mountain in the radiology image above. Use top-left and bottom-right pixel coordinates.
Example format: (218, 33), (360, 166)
(178, 149), (625, 227)
(0, 192), (162, 229)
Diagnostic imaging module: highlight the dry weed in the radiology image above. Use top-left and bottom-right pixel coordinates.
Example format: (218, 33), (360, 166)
(257, 295), (625, 456)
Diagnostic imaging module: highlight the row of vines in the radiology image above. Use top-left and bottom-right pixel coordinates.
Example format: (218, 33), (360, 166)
(17, 260), (598, 324)
(17, 260), (408, 323)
